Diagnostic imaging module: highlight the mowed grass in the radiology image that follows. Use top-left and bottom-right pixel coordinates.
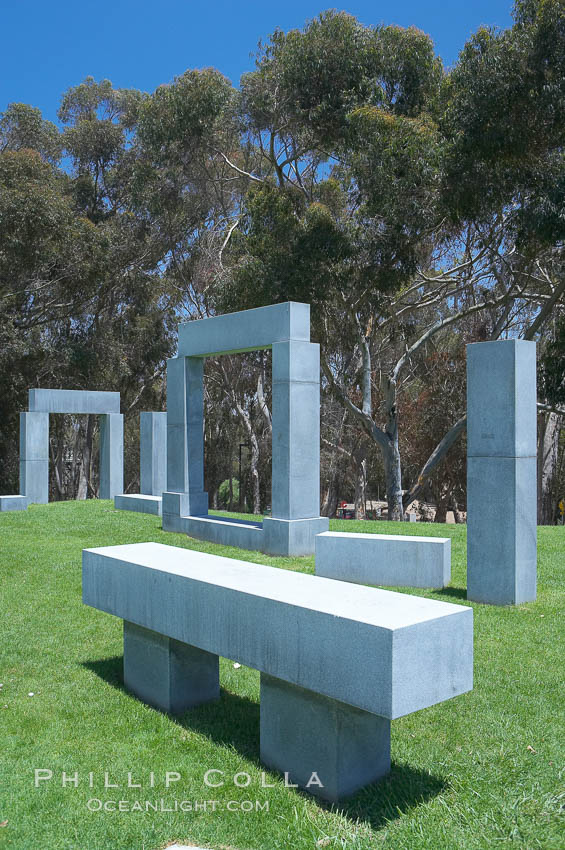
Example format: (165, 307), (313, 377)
(0, 500), (563, 850)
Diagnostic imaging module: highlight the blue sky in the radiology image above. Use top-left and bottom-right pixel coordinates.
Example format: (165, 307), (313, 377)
(1, 1), (514, 125)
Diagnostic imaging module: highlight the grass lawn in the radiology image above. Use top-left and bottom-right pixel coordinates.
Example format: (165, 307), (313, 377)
(0, 500), (563, 850)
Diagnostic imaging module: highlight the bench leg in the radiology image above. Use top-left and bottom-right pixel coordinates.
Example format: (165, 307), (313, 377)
(259, 673), (390, 802)
(123, 621), (220, 714)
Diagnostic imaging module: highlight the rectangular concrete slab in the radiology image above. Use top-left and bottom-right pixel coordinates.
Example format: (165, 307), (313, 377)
(467, 340), (537, 458)
(28, 388), (120, 414)
(0, 495), (30, 511)
(114, 494), (162, 516)
(178, 301), (310, 357)
(83, 542), (473, 719)
(467, 456), (537, 604)
(315, 531), (451, 589)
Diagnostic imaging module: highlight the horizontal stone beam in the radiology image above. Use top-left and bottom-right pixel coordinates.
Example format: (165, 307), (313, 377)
(28, 389), (120, 415)
(315, 531), (451, 589)
(83, 542), (473, 719)
(177, 302), (310, 357)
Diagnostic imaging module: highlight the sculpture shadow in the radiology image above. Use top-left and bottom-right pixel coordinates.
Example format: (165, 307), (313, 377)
(83, 655), (260, 759)
(83, 656), (446, 829)
(331, 763), (446, 830)
(435, 585), (468, 601)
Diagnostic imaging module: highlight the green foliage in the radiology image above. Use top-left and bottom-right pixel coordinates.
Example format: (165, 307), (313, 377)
(244, 10), (375, 144)
(369, 25), (443, 117)
(138, 68), (235, 153)
(1, 501), (563, 849)
(224, 182), (351, 310)
(441, 0), (565, 241)
(218, 477), (239, 507)
(0, 102), (62, 163)
(540, 314), (565, 404)
(0, 149), (104, 315)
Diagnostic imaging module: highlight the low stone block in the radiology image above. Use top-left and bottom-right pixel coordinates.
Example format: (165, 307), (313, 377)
(0, 495), (30, 512)
(263, 516), (329, 556)
(315, 531), (451, 589)
(260, 673), (390, 802)
(123, 620), (219, 713)
(161, 490), (208, 532)
(114, 494), (162, 516)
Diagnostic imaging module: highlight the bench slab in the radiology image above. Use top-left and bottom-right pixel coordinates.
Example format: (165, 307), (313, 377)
(83, 542), (472, 720)
(315, 531), (451, 589)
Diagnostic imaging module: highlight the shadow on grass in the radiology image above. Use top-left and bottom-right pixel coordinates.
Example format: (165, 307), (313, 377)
(84, 655), (446, 830)
(435, 585), (468, 601)
(332, 763), (446, 830)
(83, 655), (260, 759)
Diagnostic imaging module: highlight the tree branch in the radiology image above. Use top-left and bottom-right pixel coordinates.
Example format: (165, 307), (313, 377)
(403, 415), (467, 510)
(215, 151), (264, 183)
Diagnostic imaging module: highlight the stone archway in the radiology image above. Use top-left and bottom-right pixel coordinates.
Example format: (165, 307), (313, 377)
(20, 389), (123, 503)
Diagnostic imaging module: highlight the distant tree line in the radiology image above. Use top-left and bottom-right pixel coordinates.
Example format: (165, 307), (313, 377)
(1, 1), (564, 522)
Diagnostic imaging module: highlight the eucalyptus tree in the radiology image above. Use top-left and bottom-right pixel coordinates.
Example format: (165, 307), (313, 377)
(0, 102), (62, 163)
(434, 0), (565, 523)
(216, 11), (446, 518)
(215, 6), (565, 520)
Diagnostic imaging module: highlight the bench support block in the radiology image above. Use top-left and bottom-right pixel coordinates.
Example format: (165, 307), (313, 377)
(259, 673), (391, 802)
(123, 621), (219, 714)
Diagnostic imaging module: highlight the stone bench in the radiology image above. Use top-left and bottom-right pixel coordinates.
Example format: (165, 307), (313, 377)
(82, 542), (472, 801)
(316, 531), (451, 589)
(0, 495), (29, 512)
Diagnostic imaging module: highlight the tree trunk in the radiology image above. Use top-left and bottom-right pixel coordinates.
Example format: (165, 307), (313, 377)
(235, 402), (261, 515)
(537, 411), (561, 524)
(353, 448), (367, 520)
(383, 437), (403, 521)
(77, 416), (94, 500)
(321, 475), (340, 518)
(249, 434), (261, 515)
(451, 496), (464, 524)
(228, 444), (234, 511)
(434, 491), (449, 523)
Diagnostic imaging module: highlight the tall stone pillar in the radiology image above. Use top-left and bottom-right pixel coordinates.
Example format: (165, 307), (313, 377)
(162, 356), (208, 531)
(140, 412), (167, 496)
(466, 340), (537, 605)
(19, 412), (49, 504)
(100, 414), (124, 499)
(263, 339), (328, 555)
